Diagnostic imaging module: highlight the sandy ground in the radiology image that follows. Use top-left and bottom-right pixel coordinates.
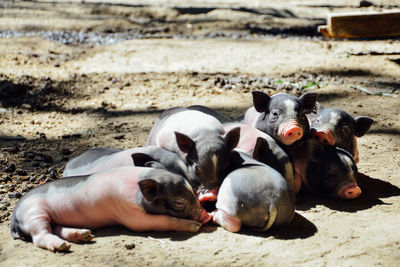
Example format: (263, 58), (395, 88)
(1, 0), (400, 266)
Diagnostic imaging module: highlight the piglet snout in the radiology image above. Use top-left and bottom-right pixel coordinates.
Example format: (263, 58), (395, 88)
(280, 120), (303, 145)
(337, 183), (362, 199)
(195, 209), (212, 225)
(314, 130), (335, 146)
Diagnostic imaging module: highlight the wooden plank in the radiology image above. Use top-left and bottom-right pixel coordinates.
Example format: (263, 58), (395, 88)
(318, 10), (400, 38)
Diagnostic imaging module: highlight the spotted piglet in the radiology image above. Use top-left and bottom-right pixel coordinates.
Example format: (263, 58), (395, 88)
(147, 107), (240, 202)
(307, 104), (374, 163)
(244, 91), (318, 151)
(292, 136), (361, 199)
(63, 146), (190, 180)
(11, 166), (211, 252)
(223, 122), (295, 190)
(212, 151), (295, 232)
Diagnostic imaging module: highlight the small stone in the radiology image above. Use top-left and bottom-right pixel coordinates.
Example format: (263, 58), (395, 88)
(359, 0), (373, 7)
(39, 133), (47, 140)
(4, 164), (16, 173)
(125, 243), (136, 250)
(9, 191), (22, 199)
(61, 148), (72, 155)
(16, 169), (28, 176)
(114, 135), (125, 140)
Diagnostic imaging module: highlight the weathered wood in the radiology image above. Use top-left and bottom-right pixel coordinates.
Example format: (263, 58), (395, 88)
(318, 11), (400, 38)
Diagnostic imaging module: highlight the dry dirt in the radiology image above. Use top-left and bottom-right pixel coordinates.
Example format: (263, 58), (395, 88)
(1, 0), (400, 266)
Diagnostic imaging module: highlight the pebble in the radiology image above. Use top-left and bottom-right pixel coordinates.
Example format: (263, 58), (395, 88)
(39, 132), (47, 140)
(124, 243), (136, 250)
(61, 148), (72, 155)
(16, 169), (28, 176)
(9, 191), (22, 199)
(4, 164), (16, 173)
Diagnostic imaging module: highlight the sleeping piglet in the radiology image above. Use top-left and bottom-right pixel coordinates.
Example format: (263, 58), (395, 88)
(223, 122), (294, 190)
(147, 107), (240, 202)
(307, 104), (373, 163)
(244, 91), (318, 150)
(11, 166), (211, 252)
(292, 136), (361, 199)
(212, 151), (295, 232)
(63, 146), (190, 180)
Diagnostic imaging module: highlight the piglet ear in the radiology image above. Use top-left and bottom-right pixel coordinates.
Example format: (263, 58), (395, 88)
(300, 92), (318, 114)
(225, 127), (240, 151)
(174, 132), (196, 154)
(252, 137), (270, 160)
(131, 153), (156, 166)
(139, 179), (161, 202)
(252, 91), (270, 113)
(144, 161), (165, 169)
(307, 137), (324, 162)
(354, 116), (374, 137)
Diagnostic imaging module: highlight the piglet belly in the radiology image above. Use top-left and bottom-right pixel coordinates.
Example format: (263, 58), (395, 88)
(47, 195), (118, 228)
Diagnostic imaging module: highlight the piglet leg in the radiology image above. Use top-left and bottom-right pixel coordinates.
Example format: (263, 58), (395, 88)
(121, 213), (202, 233)
(31, 225), (71, 252)
(23, 206), (71, 251)
(211, 209), (241, 233)
(53, 225), (94, 243)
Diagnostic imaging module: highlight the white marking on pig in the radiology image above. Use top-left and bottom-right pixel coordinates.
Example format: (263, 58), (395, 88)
(184, 180), (195, 195)
(212, 154), (218, 178)
(329, 111), (341, 127)
(264, 205), (277, 231)
(283, 99), (296, 118)
(284, 162), (295, 189)
(177, 159), (192, 181)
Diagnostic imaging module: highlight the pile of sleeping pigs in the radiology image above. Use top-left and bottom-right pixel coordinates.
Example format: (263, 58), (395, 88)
(10, 91), (374, 252)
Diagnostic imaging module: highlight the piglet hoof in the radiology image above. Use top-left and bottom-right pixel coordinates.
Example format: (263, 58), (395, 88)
(188, 221), (202, 232)
(55, 241), (71, 252)
(53, 226), (95, 243)
(78, 230), (95, 243)
(68, 229), (94, 243)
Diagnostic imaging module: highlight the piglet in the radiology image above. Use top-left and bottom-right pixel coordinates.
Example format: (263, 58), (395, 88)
(244, 91), (318, 149)
(187, 105), (233, 123)
(307, 104), (373, 163)
(292, 136), (361, 199)
(147, 107), (240, 202)
(11, 166), (211, 251)
(223, 122), (294, 190)
(212, 151), (295, 232)
(63, 146), (190, 180)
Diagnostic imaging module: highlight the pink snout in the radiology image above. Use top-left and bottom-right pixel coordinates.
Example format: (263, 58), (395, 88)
(195, 209), (213, 225)
(280, 120), (303, 145)
(197, 187), (219, 202)
(337, 183), (362, 199)
(314, 130), (335, 146)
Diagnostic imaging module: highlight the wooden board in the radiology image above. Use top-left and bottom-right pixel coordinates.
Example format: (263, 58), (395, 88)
(318, 10), (400, 38)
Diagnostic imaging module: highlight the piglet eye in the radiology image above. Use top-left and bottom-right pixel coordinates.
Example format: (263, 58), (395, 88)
(173, 200), (186, 211)
(340, 126), (350, 136)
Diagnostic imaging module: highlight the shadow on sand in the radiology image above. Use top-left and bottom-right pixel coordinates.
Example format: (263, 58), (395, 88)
(93, 224), (216, 242)
(296, 172), (400, 212)
(237, 212), (317, 240)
